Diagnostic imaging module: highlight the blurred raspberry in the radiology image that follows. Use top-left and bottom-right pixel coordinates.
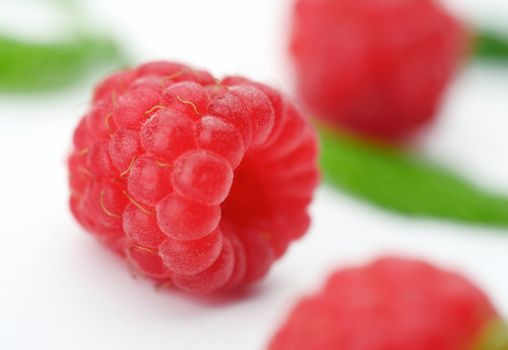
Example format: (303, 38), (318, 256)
(68, 61), (319, 294)
(269, 257), (503, 350)
(290, 0), (468, 141)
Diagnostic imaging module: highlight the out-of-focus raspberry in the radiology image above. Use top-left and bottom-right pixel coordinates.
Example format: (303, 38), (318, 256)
(290, 0), (469, 141)
(269, 257), (500, 350)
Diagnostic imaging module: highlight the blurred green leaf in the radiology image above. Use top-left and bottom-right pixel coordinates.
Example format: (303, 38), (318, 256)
(0, 34), (125, 92)
(474, 30), (508, 61)
(320, 126), (508, 228)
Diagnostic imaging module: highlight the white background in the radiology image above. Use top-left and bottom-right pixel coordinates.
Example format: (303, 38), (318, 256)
(1, 0), (508, 349)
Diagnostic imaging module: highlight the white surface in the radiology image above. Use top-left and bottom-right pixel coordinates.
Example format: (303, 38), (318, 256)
(1, 1), (508, 349)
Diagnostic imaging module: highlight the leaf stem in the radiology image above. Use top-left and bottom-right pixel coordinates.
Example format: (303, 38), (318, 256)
(473, 319), (508, 350)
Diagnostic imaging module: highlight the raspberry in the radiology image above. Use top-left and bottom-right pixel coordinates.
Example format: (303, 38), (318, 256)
(68, 61), (319, 294)
(269, 257), (506, 350)
(289, 0), (468, 141)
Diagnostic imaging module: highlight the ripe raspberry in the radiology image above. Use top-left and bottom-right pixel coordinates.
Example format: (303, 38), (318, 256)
(289, 0), (468, 141)
(68, 61), (319, 294)
(269, 257), (507, 350)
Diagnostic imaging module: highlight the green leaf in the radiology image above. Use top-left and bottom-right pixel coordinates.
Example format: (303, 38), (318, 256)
(320, 126), (508, 227)
(474, 29), (508, 61)
(0, 34), (126, 92)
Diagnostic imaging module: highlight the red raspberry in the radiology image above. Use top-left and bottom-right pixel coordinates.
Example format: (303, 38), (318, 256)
(289, 0), (468, 141)
(269, 257), (506, 350)
(68, 61), (319, 294)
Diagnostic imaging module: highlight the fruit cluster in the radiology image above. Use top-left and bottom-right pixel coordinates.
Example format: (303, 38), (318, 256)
(65, 0), (508, 346)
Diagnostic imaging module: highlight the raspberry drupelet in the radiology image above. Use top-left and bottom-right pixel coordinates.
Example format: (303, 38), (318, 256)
(290, 0), (468, 142)
(269, 257), (508, 350)
(68, 61), (319, 294)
